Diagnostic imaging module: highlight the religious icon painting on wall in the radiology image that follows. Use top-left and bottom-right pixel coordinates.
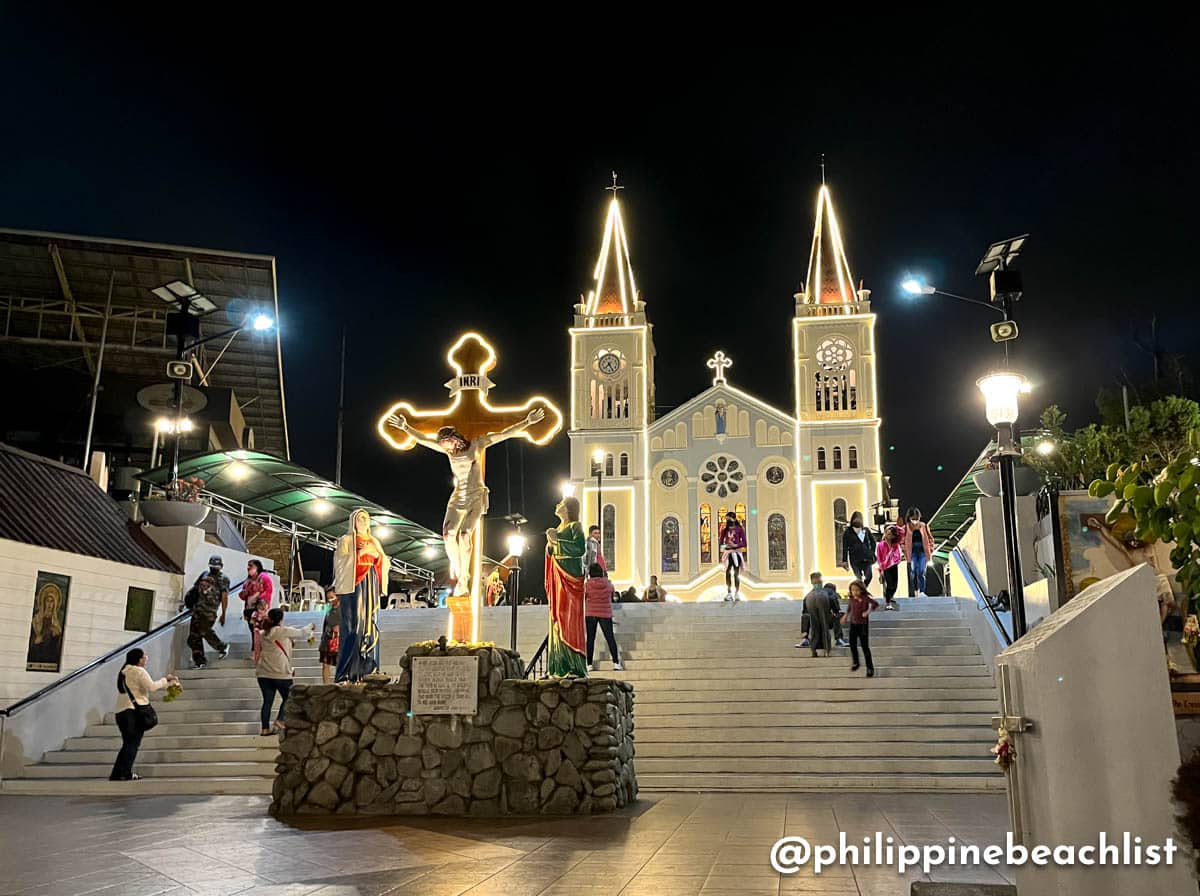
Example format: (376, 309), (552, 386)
(27, 571), (70, 673)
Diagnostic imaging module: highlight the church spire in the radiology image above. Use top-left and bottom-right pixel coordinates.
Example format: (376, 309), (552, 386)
(801, 184), (858, 305)
(584, 173), (638, 316)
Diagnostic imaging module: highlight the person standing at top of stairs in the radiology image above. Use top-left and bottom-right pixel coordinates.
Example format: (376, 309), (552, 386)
(186, 556), (230, 670)
(719, 511), (747, 600)
(877, 526), (903, 611)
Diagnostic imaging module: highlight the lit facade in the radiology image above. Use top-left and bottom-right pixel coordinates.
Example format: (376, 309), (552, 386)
(567, 185), (883, 599)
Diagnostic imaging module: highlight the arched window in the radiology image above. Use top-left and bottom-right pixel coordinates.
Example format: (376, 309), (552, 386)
(848, 445), (858, 469)
(661, 517), (680, 573)
(735, 503), (747, 527)
(603, 504), (616, 571)
(767, 513), (787, 571)
(699, 503), (713, 565)
(619, 452), (629, 476)
(833, 498), (847, 562)
(833, 446), (843, 470)
(817, 447), (827, 470)
(605, 454), (614, 477)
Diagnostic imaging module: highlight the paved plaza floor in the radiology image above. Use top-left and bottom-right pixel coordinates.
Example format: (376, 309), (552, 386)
(0, 792), (1015, 896)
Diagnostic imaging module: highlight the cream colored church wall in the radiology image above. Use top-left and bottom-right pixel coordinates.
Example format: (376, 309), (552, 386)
(581, 485), (637, 585)
(809, 479), (870, 580)
(754, 457), (797, 581)
(649, 459), (691, 586)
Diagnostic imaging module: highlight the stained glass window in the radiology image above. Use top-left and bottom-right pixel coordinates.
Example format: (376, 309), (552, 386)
(833, 498), (847, 562)
(603, 504), (616, 572)
(699, 503), (712, 564)
(767, 514), (787, 571)
(662, 517), (680, 573)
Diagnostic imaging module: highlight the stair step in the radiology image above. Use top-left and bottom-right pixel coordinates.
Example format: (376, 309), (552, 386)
(637, 742), (990, 759)
(84, 722), (263, 738)
(636, 757), (1000, 774)
(43, 747), (278, 764)
(1, 777), (273, 795)
(64, 734), (282, 750)
(637, 712), (996, 728)
(18, 761), (276, 779)
(637, 773), (1005, 793)
(620, 688), (999, 702)
(635, 726), (993, 744)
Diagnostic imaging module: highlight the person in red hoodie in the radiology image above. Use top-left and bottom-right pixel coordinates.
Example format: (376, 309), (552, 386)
(583, 563), (623, 672)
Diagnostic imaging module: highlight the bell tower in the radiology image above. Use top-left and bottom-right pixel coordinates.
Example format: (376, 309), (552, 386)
(792, 184), (884, 582)
(567, 176), (655, 587)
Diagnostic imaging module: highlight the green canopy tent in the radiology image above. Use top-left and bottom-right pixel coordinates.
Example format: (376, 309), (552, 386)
(140, 450), (445, 588)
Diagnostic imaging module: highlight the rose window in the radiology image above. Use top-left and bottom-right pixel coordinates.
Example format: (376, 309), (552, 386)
(701, 456), (743, 498)
(815, 337), (854, 371)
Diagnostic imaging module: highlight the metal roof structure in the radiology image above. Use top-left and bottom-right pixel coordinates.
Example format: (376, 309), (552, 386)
(927, 443), (992, 564)
(0, 228), (289, 457)
(927, 435), (1042, 564)
(0, 443), (177, 572)
(139, 450), (446, 582)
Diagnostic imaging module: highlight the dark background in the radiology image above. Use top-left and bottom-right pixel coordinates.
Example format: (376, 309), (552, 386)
(2, 18), (1197, 579)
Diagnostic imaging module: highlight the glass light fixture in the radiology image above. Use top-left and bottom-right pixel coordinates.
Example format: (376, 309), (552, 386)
(506, 533), (527, 556)
(560, 481), (576, 498)
(901, 278), (935, 295)
(977, 372), (1027, 426)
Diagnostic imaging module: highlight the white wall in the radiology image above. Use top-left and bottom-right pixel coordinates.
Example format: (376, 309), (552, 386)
(998, 565), (1192, 895)
(0, 539), (182, 708)
(958, 495), (1040, 596)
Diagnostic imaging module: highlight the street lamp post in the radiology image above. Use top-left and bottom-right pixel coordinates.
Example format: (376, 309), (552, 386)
(592, 448), (605, 566)
(152, 280), (275, 485)
(978, 371), (1030, 639)
(506, 532), (526, 652)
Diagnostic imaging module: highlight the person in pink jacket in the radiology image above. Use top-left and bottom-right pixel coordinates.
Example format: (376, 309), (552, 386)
(900, 507), (936, 597)
(876, 525), (903, 610)
(583, 563), (623, 672)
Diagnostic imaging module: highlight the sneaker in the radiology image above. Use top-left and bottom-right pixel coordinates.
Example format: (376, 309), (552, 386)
(217, 646), (229, 660)
(917, 591), (926, 597)
(193, 661), (207, 670)
(588, 663), (598, 672)
(885, 603), (898, 611)
(850, 663), (860, 672)
(794, 639), (811, 649)
(866, 669), (876, 678)
(835, 639), (849, 647)
(612, 663), (624, 671)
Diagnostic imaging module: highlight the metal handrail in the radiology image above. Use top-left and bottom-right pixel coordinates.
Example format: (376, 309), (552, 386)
(0, 577), (247, 718)
(953, 549), (1013, 647)
(523, 636), (549, 679)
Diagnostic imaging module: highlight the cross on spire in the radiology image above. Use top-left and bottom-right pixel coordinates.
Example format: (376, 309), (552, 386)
(606, 170), (623, 196)
(707, 351), (732, 385)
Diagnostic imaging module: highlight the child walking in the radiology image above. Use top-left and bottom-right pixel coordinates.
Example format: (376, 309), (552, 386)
(841, 579), (879, 677)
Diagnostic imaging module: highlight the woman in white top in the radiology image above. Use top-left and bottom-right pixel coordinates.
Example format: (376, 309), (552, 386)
(256, 608), (315, 736)
(110, 648), (178, 781)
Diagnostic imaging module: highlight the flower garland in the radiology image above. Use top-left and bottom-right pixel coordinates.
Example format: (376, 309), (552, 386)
(992, 725), (1016, 771)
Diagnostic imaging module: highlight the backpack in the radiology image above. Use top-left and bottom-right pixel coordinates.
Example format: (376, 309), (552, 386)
(184, 585), (200, 610)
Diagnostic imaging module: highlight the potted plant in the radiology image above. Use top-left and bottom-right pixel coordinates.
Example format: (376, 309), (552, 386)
(141, 476), (210, 527)
(972, 457), (1041, 498)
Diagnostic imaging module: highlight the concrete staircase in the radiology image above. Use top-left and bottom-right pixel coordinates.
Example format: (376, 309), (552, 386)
(2, 598), (1003, 795)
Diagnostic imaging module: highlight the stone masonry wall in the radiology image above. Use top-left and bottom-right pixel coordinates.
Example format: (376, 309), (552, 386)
(270, 644), (636, 816)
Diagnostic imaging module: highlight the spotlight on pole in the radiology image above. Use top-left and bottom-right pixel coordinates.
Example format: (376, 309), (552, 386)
(560, 481), (576, 499)
(901, 277), (936, 296)
(252, 313), (275, 332)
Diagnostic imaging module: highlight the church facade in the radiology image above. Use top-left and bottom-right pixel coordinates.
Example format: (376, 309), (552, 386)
(566, 185), (884, 600)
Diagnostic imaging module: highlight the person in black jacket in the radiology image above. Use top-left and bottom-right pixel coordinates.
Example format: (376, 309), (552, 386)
(840, 511), (876, 586)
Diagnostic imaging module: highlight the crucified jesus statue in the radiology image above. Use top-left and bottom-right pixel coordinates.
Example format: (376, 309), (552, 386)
(386, 408), (545, 599)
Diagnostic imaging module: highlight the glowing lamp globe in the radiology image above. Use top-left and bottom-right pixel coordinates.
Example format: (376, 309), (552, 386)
(252, 313), (275, 331)
(592, 448), (606, 464)
(977, 372), (1028, 427)
(506, 533), (527, 556)
(560, 481), (576, 499)
(901, 278), (935, 296)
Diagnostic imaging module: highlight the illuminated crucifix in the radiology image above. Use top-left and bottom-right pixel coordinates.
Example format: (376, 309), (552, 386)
(707, 350), (732, 385)
(378, 333), (563, 642)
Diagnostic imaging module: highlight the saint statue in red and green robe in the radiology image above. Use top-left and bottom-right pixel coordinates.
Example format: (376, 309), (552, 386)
(544, 495), (588, 677)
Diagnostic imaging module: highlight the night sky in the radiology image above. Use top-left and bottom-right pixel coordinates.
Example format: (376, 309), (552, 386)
(2, 19), (1197, 571)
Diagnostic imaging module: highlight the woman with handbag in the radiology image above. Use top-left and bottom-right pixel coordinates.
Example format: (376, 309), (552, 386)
(256, 608), (315, 736)
(109, 648), (177, 781)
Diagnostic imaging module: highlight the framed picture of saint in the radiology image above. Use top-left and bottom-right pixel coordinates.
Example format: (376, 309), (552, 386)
(26, 571), (70, 672)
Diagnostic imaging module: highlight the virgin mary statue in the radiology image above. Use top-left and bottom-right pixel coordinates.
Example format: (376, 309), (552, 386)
(333, 509), (388, 682)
